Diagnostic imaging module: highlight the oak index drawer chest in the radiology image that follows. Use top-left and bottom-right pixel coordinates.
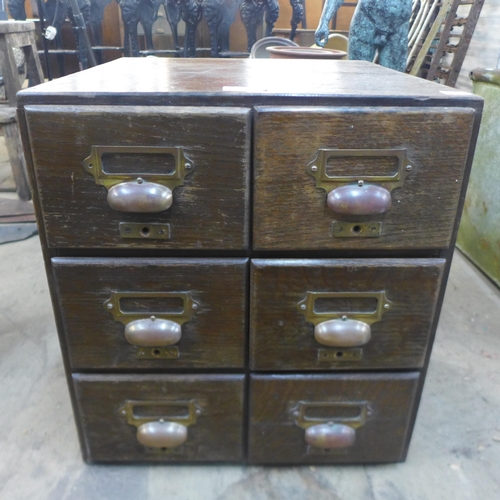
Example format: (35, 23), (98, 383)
(18, 58), (482, 464)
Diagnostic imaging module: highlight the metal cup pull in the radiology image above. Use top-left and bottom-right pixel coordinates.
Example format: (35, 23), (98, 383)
(82, 145), (194, 213)
(307, 148), (413, 215)
(293, 401), (368, 451)
(298, 291), (392, 348)
(107, 179), (173, 213)
(124, 317), (182, 346)
(136, 420), (188, 448)
(314, 316), (371, 347)
(104, 291), (198, 350)
(122, 400), (199, 449)
(327, 184), (392, 215)
(305, 422), (356, 449)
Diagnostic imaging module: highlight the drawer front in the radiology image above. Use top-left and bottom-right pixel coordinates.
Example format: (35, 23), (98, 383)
(250, 258), (444, 371)
(248, 373), (419, 464)
(73, 374), (244, 463)
(53, 258), (247, 370)
(25, 105), (250, 249)
(253, 106), (475, 250)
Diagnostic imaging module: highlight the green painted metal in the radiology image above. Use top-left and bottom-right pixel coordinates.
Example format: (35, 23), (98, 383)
(457, 68), (500, 287)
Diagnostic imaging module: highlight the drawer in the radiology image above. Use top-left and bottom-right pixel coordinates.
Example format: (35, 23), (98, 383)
(248, 373), (419, 464)
(253, 106), (475, 250)
(25, 105), (250, 249)
(73, 374), (245, 463)
(250, 258), (444, 371)
(52, 258), (247, 370)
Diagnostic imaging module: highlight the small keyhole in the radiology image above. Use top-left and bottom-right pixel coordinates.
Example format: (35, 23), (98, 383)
(141, 227), (150, 237)
(335, 351), (344, 358)
(352, 225), (362, 234)
(152, 348), (161, 356)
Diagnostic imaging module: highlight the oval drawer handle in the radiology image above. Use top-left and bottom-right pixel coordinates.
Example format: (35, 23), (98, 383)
(314, 317), (371, 347)
(136, 420), (188, 448)
(306, 148), (413, 215)
(305, 422), (356, 449)
(124, 316), (182, 346)
(107, 179), (173, 213)
(82, 145), (194, 214)
(327, 184), (392, 215)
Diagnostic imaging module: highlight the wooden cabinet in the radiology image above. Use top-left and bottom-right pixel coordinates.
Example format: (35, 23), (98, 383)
(250, 258), (445, 371)
(248, 373), (419, 464)
(18, 57), (482, 464)
(253, 106), (475, 250)
(73, 374), (245, 462)
(52, 258), (248, 370)
(25, 105), (251, 249)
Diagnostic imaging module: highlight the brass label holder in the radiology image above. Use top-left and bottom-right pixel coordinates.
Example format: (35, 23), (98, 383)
(297, 291), (392, 326)
(82, 145), (194, 190)
(121, 399), (200, 428)
(104, 291), (198, 326)
(292, 401), (368, 430)
(306, 148), (413, 194)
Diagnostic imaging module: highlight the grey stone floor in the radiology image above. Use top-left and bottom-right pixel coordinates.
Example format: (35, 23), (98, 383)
(0, 236), (499, 500)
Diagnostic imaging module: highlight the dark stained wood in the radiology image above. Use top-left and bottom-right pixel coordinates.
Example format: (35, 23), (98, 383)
(17, 58), (483, 109)
(253, 106), (475, 250)
(25, 105), (251, 249)
(248, 373), (419, 464)
(73, 374), (245, 463)
(52, 258), (248, 370)
(17, 59), (483, 465)
(250, 259), (445, 371)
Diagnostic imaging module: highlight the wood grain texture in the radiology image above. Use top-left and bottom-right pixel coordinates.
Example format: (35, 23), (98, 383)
(17, 58), (483, 109)
(25, 105), (251, 249)
(73, 374), (244, 463)
(52, 258), (248, 370)
(253, 106), (475, 250)
(250, 259), (445, 371)
(248, 373), (419, 464)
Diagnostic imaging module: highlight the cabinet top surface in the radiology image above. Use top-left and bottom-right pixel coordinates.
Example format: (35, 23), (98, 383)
(18, 58), (481, 107)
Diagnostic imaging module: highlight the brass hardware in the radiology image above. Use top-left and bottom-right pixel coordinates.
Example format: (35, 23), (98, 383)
(307, 148), (413, 193)
(105, 291), (197, 326)
(331, 222), (381, 238)
(307, 148), (413, 216)
(293, 401), (368, 450)
(298, 291), (391, 325)
(104, 291), (198, 352)
(119, 223), (171, 239)
(83, 145), (193, 190)
(122, 399), (199, 428)
(82, 146), (193, 213)
(317, 348), (362, 362)
(298, 291), (392, 348)
(121, 400), (199, 450)
(136, 346), (180, 359)
(293, 401), (368, 430)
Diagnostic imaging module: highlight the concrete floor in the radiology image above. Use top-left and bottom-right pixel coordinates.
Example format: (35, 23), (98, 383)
(0, 234), (499, 500)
